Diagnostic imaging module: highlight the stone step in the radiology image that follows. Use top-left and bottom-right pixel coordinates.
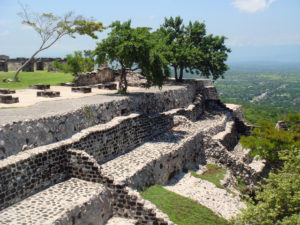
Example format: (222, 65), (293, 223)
(0, 178), (112, 225)
(106, 216), (138, 225)
(100, 112), (230, 190)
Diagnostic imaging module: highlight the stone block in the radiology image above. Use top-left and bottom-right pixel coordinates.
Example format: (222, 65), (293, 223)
(98, 83), (117, 90)
(30, 84), (50, 90)
(72, 87), (92, 93)
(0, 88), (15, 94)
(37, 91), (60, 97)
(0, 95), (19, 104)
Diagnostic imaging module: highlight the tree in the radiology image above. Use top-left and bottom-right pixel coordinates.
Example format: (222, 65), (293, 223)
(240, 114), (300, 167)
(53, 50), (95, 76)
(94, 20), (170, 93)
(231, 146), (300, 225)
(14, 4), (104, 81)
(157, 16), (230, 82)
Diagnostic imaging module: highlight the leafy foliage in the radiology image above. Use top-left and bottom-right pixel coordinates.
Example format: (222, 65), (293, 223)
(156, 16), (230, 81)
(240, 114), (300, 164)
(53, 51), (95, 76)
(94, 20), (170, 93)
(232, 147), (300, 225)
(14, 4), (104, 81)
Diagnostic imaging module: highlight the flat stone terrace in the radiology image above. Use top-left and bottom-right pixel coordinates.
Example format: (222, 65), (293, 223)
(0, 85), (183, 125)
(0, 178), (111, 225)
(100, 111), (230, 189)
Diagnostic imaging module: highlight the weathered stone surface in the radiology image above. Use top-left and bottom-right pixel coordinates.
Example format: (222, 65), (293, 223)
(0, 88), (15, 94)
(75, 66), (114, 86)
(30, 84), (50, 90)
(0, 95), (19, 104)
(0, 178), (112, 225)
(0, 79), (210, 159)
(37, 90), (60, 97)
(72, 86), (92, 93)
(98, 83), (117, 90)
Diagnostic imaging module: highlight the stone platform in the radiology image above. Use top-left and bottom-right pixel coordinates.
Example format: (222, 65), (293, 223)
(72, 86), (92, 93)
(0, 88), (15, 94)
(30, 84), (50, 90)
(0, 178), (111, 225)
(0, 95), (19, 104)
(37, 90), (60, 97)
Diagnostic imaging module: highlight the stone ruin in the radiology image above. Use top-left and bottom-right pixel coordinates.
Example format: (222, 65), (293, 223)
(74, 65), (115, 86)
(0, 55), (8, 72)
(2, 56), (66, 72)
(0, 80), (264, 224)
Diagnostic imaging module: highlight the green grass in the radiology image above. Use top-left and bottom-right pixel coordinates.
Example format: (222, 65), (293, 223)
(0, 71), (73, 90)
(190, 164), (227, 189)
(140, 185), (228, 225)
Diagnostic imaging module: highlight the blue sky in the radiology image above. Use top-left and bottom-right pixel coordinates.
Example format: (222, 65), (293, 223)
(1, 0), (300, 63)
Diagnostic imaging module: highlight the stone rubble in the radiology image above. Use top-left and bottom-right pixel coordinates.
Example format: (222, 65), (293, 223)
(164, 172), (247, 220)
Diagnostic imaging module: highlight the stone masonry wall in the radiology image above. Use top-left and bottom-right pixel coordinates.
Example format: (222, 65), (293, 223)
(0, 101), (204, 212)
(0, 79), (213, 159)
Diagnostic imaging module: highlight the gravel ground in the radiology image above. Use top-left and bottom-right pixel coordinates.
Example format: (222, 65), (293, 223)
(164, 172), (247, 220)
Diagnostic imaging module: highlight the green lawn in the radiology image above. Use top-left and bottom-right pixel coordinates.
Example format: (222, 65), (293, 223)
(0, 71), (73, 90)
(140, 185), (228, 225)
(190, 164), (227, 189)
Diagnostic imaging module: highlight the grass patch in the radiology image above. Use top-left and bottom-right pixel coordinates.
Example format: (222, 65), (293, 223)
(140, 185), (228, 225)
(0, 71), (73, 90)
(190, 164), (227, 189)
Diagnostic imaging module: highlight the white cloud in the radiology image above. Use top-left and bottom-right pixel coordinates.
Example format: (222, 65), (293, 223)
(232, 0), (276, 13)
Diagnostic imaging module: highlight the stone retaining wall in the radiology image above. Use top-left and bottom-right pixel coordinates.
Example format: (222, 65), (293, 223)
(0, 79), (213, 160)
(0, 102), (203, 211)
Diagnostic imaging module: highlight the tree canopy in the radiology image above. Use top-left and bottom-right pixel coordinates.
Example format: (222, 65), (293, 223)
(14, 4), (104, 81)
(233, 114), (300, 225)
(94, 20), (170, 93)
(156, 16), (231, 82)
(53, 50), (95, 76)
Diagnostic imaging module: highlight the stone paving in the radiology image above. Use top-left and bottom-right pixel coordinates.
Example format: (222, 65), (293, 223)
(106, 217), (137, 225)
(0, 178), (111, 225)
(0, 84), (183, 125)
(164, 172), (247, 220)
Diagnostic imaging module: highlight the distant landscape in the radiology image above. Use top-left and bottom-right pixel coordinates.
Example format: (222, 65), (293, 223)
(181, 62), (300, 125)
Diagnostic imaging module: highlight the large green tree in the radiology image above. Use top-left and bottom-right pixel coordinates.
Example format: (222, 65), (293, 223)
(157, 16), (230, 82)
(94, 20), (170, 93)
(14, 4), (104, 81)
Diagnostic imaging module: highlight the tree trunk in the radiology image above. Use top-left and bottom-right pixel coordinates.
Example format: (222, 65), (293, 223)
(14, 56), (35, 81)
(174, 66), (178, 81)
(118, 68), (127, 93)
(179, 66), (184, 82)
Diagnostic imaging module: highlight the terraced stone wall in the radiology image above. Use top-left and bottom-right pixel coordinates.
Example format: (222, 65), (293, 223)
(0, 79), (213, 160)
(0, 103), (202, 211)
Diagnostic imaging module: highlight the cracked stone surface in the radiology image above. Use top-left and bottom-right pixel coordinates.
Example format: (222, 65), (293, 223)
(0, 178), (111, 225)
(164, 172), (247, 220)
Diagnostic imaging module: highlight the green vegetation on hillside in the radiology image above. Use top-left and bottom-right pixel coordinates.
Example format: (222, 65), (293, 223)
(0, 71), (73, 90)
(140, 185), (228, 225)
(233, 114), (300, 224)
(190, 164), (226, 189)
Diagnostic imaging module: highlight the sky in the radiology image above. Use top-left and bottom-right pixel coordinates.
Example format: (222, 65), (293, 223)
(0, 0), (300, 63)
